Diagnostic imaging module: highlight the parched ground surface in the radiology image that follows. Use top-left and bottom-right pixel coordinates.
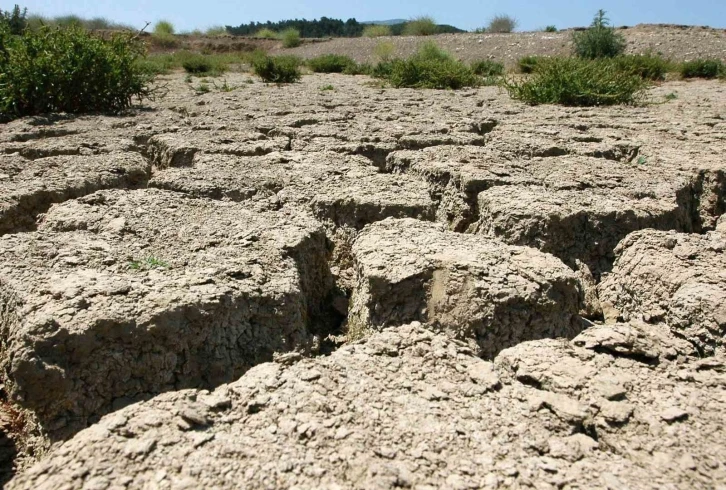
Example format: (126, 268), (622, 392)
(0, 70), (725, 489)
(276, 24), (726, 65)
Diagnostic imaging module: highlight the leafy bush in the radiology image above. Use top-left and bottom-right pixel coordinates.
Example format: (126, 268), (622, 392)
(252, 53), (301, 83)
(613, 54), (670, 81)
(363, 24), (391, 37)
(680, 59), (725, 79)
(373, 42), (479, 90)
(487, 15), (517, 33)
(181, 53), (226, 75)
(504, 57), (648, 106)
(0, 25), (152, 121)
(154, 20), (175, 35)
(205, 26), (227, 37)
(471, 59), (504, 76)
(572, 10), (626, 59)
(545, 25), (558, 32)
(307, 54), (358, 73)
(518, 55), (544, 73)
(373, 41), (395, 61)
(280, 27), (301, 48)
(255, 28), (278, 39)
(402, 16), (438, 36)
(0, 4), (28, 34)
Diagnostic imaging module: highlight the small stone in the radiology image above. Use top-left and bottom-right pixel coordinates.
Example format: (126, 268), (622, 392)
(661, 407), (688, 423)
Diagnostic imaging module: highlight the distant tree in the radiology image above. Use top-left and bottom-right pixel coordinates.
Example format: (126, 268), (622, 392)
(0, 4), (28, 35)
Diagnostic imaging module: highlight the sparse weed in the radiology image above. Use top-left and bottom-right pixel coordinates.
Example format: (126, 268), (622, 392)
(194, 83), (210, 94)
(215, 79), (236, 92)
(504, 57), (649, 106)
(320, 84), (335, 91)
(363, 24), (391, 37)
(545, 25), (558, 32)
(572, 9), (626, 59)
(664, 92), (678, 101)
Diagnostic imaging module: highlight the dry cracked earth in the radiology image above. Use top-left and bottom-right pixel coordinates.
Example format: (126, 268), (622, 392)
(0, 72), (725, 489)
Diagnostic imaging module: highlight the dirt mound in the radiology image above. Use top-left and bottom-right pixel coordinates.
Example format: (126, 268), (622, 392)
(275, 24), (726, 65)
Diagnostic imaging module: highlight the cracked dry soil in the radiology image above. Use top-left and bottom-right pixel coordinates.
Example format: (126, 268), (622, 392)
(0, 72), (725, 489)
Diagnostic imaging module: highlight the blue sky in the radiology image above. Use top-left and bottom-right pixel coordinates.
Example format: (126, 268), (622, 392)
(10, 0), (726, 32)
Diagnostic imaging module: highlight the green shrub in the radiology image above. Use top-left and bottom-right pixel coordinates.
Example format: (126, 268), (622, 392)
(280, 27), (301, 48)
(205, 26), (227, 37)
(518, 55), (544, 73)
(307, 54), (358, 73)
(0, 4), (28, 34)
(487, 15), (517, 33)
(402, 16), (438, 36)
(252, 53), (301, 83)
(363, 24), (391, 37)
(374, 43), (479, 90)
(0, 25), (152, 121)
(255, 28), (278, 39)
(613, 54), (670, 81)
(373, 41), (395, 61)
(471, 59), (504, 76)
(505, 57), (648, 106)
(53, 15), (84, 28)
(573, 10), (626, 59)
(181, 53), (225, 75)
(415, 41), (452, 62)
(545, 25), (558, 32)
(387, 58), (479, 89)
(154, 20), (175, 35)
(680, 59), (725, 79)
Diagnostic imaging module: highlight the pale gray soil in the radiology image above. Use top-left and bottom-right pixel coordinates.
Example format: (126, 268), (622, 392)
(0, 65), (724, 489)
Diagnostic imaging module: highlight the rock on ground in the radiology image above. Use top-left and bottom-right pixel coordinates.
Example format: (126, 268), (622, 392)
(0, 189), (334, 435)
(349, 218), (583, 357)
(599, 229), (726, 356)
(9, 323), (725, 490)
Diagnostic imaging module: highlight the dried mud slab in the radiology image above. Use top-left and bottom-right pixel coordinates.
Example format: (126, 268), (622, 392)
(0, 189), (334, 434)
(599, 229), (726, 356)
(150, 151), (435, 229)
(348, 218), (582, 357)
(0, 153), (150, 235)
(146, 132), (291, 168)
(476, 185), (689, 277)
(10, 323), (725, 490)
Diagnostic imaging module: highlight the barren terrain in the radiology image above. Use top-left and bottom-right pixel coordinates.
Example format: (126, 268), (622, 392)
(276, 24), (726, 65)
(0, 65), (725, 489)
